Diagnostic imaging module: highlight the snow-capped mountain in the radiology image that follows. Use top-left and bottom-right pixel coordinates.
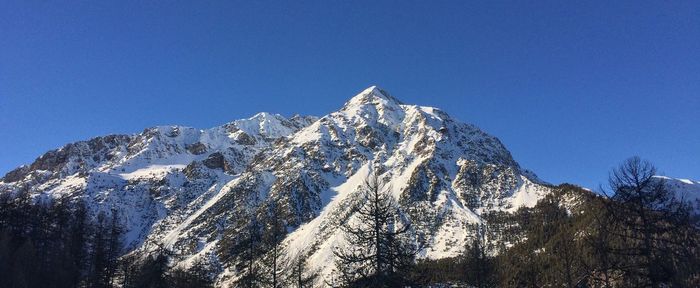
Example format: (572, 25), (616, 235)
(655, 176), (700, 212)
(1, 86), (696, 286)
(0, 111), (317, 249)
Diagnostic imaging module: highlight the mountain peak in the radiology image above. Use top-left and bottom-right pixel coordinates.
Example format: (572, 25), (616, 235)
(232, 112), (296, 139)
(343, 86), (403, 109)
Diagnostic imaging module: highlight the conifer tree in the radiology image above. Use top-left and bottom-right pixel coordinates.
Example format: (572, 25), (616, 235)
(232, 190), (264, 288)
(462, 222), (494, 288)
(260, 200), (287, 288)
(287, 254), (317, 288)
(598, 157), (699, 286)
(333, 169), (418, 287)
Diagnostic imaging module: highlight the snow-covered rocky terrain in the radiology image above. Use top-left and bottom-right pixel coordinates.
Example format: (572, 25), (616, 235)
(1, 86), (697, 286)
(655, 176), (700, 213)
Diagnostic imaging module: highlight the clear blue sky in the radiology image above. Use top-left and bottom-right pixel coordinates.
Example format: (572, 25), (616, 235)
(1, 1), (698, 188)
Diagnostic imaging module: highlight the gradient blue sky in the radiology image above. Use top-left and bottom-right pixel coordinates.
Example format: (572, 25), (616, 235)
(1, 1), (698, 188)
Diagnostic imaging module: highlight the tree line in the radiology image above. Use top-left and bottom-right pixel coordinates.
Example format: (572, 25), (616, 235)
(307, 158), (699, 287)
(1, 157), (698, 287)
(412, 157), (700, 287)
(0, 189), (211, 288)
(0, 189), (122, 288)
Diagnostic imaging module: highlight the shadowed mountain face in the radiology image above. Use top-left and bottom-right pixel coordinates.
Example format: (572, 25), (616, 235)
(2, 86), (696, 286)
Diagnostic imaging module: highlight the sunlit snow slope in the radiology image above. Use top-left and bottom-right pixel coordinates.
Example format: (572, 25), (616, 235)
(3, 86), (694, 287)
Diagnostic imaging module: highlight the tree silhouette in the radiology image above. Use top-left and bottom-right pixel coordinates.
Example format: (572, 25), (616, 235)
(333, 169), (418, 287)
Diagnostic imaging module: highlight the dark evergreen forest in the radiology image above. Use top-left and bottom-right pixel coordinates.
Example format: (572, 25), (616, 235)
(1, 157), (698, 287)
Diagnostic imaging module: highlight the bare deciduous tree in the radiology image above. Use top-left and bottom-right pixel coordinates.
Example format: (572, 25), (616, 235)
(332, 169), (418, 287)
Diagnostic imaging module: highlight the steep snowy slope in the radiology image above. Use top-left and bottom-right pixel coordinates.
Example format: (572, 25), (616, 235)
(0, 112), (317, 249)
(2, 86), (561, 286)
(156, 86), (555, 285)
(266, 87), (553, 284)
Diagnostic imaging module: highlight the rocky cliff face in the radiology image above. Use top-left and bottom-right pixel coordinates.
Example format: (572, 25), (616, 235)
(6, 86), (694, 286)
(0, 111), (317, 250)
